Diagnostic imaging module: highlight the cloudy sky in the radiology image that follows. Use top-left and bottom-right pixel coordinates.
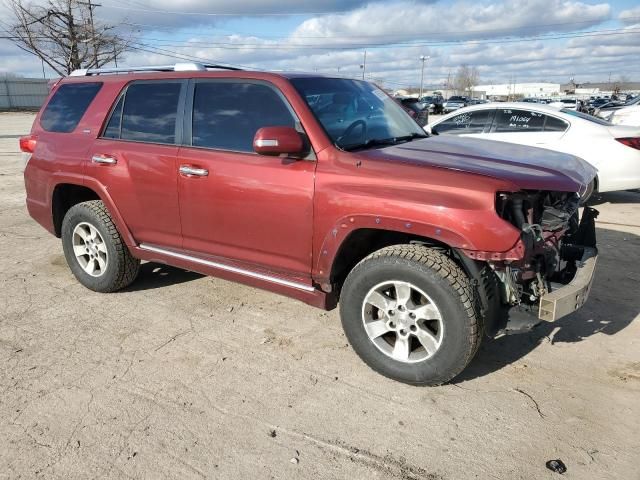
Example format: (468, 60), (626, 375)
(1, 0), (639, 89)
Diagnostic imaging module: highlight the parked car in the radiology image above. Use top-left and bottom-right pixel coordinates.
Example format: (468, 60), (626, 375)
(21, 64), (599, 386)
(398, 97), (429, 126)
(598, 96), (640, 126)
(442, 96), (468, 113)
(548, 98), (578, 110)
(426, 102), (640, 194)
(419, 95), (444, 114)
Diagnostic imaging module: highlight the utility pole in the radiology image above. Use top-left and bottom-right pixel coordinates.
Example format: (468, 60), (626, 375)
(41, 58), (46, 79)
(361, 50), (367, 80)
(419, 55), (429, 98)
(78, 0), (101, 67)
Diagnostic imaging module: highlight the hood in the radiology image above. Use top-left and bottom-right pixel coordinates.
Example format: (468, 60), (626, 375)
(362, 136), (597, 193)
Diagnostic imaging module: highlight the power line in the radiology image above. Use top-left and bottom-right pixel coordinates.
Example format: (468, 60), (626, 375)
(121, 16), (640, 40)
(120, 27), (640, 51)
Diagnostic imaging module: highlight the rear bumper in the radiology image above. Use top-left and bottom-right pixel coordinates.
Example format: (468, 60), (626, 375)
(538, 246), (598, 321)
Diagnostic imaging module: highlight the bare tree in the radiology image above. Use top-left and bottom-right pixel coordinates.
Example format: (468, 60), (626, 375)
(453, 64), (480, 96)
(6, 0), (132, 75)
(612, 75), (629, 95)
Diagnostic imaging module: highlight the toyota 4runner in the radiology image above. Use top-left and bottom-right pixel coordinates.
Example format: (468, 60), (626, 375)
(22, 63), (599, 385)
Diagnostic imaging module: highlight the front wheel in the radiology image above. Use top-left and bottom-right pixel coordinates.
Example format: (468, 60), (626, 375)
(61, 200), (140, 292)
(339, 245), (481, 385)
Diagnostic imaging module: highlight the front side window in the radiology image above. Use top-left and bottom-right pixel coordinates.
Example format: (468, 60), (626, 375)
(40, 82), (102, 133)
(116, 82), (182, 144)
(192, 81), (296, 152)
(434, 109), (493, 135)
(291, 77), (425, 150)
(494, 109), (544, 132)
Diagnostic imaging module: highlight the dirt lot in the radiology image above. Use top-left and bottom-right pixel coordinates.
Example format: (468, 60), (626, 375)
(1, 112), (639, 480)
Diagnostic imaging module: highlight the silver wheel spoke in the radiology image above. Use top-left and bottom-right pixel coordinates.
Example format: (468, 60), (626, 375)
(364, 320), (390, 339)
(73, 244), (88, 257)
(412, 303), (441, 320)
(365, 290), (394, 311)
(415, 328), (439, 355)
(75, 226), (90, 241)
(95, 241), (107, 253)
(85, 258), (96, 275)
(392, 335), (410, 362)
(96, 255), (107, 272)
(394, 282), (411, 304)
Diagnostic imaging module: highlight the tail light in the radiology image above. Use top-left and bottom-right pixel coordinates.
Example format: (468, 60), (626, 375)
(19, 135), (37, 153)
(616, 137), (640, 150)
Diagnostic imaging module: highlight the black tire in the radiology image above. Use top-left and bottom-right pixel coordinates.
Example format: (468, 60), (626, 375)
(339, 245), (481, 386)
(61, 200), (140, 292)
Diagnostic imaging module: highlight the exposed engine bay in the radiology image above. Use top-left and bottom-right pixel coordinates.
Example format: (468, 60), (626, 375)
(485, 190), (598, 333)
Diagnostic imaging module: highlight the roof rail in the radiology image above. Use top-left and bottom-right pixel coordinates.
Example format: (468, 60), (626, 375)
(69, 62), (243, 77)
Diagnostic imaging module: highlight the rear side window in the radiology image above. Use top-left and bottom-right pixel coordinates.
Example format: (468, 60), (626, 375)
(435, 109), (493, 135)
(103, 95), (124, 139)
(192, 81), (296, 152)
(103, 82), (182, 144)
(544, 116), (569, 132)
(40, 82), (102, 133)
(494, 109), (544, 132)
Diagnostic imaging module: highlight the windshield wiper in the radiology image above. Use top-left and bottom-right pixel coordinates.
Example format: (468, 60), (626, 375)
(339, 132), (428, 152)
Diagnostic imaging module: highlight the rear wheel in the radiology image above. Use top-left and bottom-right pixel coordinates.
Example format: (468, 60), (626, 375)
(61, 200), (140, 292)
(339, 245), (481, 385)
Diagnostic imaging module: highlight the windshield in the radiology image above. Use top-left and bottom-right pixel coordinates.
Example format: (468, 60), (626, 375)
(291, 77), (425, 150)
(560, 108), (612, 125)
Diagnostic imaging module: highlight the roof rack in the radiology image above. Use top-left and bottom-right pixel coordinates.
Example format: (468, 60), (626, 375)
(69, 62), (243, 76)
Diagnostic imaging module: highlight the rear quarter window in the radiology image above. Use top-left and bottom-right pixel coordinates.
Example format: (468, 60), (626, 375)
(40, 82), (102, 133)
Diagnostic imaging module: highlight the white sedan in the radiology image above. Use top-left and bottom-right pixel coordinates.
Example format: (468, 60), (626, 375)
(425, 102), (640, 193)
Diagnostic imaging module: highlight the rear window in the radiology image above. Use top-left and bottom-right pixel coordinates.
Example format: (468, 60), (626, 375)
(40, 82), (102, 133)
(103, 81), (182, 144)
(494, 109), (545, 132)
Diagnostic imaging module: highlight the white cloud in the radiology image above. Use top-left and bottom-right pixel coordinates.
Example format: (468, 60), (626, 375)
(1, 0), (638, 86)
(619, 6), (640, 24)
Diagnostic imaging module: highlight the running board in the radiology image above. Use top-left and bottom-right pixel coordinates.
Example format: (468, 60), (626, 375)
(138, 244), (315, 292)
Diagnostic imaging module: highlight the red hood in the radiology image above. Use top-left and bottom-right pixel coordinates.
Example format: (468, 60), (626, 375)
(361, 136), (597, 193)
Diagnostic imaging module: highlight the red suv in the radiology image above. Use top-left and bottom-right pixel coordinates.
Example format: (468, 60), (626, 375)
(22, 63), (599, 385)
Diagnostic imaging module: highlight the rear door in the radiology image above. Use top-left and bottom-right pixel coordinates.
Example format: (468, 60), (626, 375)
(87, 80), (186, 248)
(176, 79), (316, 280)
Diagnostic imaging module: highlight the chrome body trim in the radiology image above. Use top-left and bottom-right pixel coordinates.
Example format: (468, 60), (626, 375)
(139, 244), (315, 292)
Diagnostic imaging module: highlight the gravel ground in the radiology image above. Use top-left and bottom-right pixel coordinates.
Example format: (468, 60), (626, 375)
(1, 112), (639, 480)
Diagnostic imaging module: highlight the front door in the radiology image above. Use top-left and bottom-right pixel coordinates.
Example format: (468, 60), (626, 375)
(176, 79), (315, 279)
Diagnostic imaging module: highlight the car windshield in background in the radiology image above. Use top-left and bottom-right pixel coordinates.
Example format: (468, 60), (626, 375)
(291, 77), (426, 150)
(560, 108), (612, 125)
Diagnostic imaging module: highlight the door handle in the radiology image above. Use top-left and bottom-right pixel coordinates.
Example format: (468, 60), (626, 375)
(179, 165), (209, 177)
(91, 154), (117, 165)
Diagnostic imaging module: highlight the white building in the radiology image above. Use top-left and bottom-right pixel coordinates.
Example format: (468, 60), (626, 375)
(472, 82), (560, 99)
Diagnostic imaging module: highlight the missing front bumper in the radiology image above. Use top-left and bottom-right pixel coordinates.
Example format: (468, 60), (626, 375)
(538, 246), (598, 321)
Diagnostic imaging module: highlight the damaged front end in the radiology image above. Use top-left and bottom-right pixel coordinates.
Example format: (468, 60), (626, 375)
(476, 191), (598, 335)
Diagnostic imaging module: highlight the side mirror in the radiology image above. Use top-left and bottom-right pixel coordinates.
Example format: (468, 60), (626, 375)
(253, 126), (305, 156)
